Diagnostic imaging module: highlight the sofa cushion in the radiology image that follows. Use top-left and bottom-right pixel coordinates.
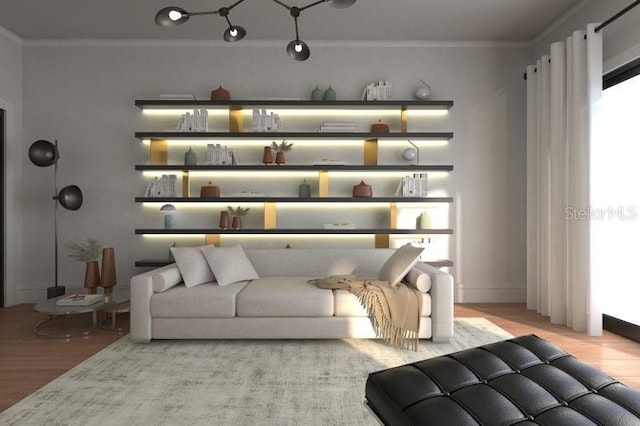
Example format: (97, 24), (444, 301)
(378, 245), (424, 286)
(237, 277), (334, 317)
(170, 246), (214, 288)
(201, 245), (259, 286)
(333, 289), (432, 317)
(151, 281), (249, 318)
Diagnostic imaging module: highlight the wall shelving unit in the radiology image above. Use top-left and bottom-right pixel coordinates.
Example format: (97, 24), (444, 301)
(134, 99), (455, 267)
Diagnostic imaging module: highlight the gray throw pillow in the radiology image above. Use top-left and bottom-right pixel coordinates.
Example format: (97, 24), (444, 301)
(170, 246), (215, 288)
(201, 245), (259, 286)
(378, 245), (424, 287)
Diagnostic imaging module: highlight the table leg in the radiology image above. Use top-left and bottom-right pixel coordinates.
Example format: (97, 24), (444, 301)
(92, 311), (97, 328)
(112, 312), (116, 329)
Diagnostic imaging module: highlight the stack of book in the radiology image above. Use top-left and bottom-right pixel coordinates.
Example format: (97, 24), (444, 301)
(207, 144), (235, 165)
(56, 294), (103, 306)
(145, 175), (178, 197)
(398, 173), (428, 197)
(318, 122), (359, 132)
(252, 109), (282, 132)
(323, 223), (356, 230)
(176, 109), (209, 132)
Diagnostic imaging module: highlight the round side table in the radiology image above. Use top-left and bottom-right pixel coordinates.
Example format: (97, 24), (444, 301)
(100, 299), (130, 331)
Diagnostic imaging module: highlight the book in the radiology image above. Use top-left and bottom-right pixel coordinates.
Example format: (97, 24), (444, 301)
(323, 223), (356, 230)
(56, 294), (104, 306)
(159, 93), (196, 100)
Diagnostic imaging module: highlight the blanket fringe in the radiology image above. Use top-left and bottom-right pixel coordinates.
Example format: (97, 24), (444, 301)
(352, 283), (419, 351)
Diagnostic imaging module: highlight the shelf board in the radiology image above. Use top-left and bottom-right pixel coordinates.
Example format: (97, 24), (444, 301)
(135, 196), (454, 203)
(135, 164), (454, 172)
(135, 228), (454, 235)
(422, 260), (454, 268)
(135, 258), (454, 268)
(135, 131), (454, 140)
(135, 99), (454, 110)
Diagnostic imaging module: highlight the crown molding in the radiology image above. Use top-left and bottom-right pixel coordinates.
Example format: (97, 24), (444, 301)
(531, 0), (591, 46)
(0, 24), (23, 44)
(23, 38), (529, 49)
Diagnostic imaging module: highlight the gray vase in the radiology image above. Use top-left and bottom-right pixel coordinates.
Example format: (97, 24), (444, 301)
(184, 147), (197, 166)
(298, 179), (311, 198)
(311, 86), (323, 101)
(323, 86), (336, 101)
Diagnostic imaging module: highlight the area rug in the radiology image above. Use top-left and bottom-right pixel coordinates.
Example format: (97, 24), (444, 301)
(0, 318), (513, 426)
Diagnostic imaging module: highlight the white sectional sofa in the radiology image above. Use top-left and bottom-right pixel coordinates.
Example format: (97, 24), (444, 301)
(130, 248), (454, 343)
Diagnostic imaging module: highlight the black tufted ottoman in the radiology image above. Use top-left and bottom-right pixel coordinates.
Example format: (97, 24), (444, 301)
(365, 334), (640, 425)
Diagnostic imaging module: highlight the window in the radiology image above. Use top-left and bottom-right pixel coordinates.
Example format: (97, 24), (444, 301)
(597, 58), (640, 338)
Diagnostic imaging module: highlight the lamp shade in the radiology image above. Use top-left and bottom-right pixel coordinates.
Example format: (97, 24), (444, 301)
(223, 25), (247, 42)
(160, 204), (177, 213)
(327, 0), (356, 8)
(287, 40), (310, 61)
(58, 185), (83, 210)
(155, 7), (189, 26)
(28, 140), (58, 167)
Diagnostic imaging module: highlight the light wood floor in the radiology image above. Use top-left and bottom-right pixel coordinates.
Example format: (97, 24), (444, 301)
(0, 303), (639, 413)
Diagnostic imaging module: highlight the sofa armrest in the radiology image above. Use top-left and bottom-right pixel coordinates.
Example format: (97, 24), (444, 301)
(130, 263), (179, 343)
(413, 262), (454, 342)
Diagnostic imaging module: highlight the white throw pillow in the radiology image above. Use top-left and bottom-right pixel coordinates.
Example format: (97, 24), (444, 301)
(201, 245), (259, 287)
(170, 246), (215, 288)
(378, 245), (424, 287)
(405, 268), (432, 293)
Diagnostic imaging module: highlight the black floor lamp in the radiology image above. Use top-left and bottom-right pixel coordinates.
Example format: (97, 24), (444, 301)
(28, 140), (83, 299)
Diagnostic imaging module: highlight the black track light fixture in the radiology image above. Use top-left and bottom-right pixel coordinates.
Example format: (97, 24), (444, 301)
(154, 0), (356, 60)
(155, 0), (247, 43)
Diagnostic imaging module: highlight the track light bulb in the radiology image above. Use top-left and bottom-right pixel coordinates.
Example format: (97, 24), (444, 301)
(295, 43), (303, 52)
(168, 10), (183, 21)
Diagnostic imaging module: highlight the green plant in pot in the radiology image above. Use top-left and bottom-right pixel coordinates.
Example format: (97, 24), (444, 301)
(271, 140), (293, 165)
(64, 238), (103, 294)
(227, 206), (250, 230)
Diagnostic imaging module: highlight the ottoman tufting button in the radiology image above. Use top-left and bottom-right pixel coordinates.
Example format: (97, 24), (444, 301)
(562, 401), (569, 407)
(528, 415), (535, 421)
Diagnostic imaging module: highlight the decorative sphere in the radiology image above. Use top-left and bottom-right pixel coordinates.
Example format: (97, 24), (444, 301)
(414, 85), (431, 100)
(402, 147), (417, 161)
(28, 140), (58, 167)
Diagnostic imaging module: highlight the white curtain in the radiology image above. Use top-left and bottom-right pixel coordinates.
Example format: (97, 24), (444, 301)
(526, 23), (603, 335)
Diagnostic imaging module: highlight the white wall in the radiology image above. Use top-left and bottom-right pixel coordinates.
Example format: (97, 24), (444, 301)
(533, 0), (640, 71)
(0, 27), (23, 307)
(17, 41), (529, 303)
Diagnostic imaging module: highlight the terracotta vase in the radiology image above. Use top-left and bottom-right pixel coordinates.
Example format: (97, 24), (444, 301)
(275, 152), (285, 165)
(232, 216), (242, 230)
(101, 247), (117, 297)
(84, 261), (100, 295)
(219, 211), (230, 229)
(262, 146), (273, 165)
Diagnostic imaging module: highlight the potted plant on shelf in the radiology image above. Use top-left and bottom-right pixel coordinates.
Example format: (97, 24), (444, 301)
(227, 206), (250, 230)
(271, 140), (293, 165)
(64, 238), (103, 294)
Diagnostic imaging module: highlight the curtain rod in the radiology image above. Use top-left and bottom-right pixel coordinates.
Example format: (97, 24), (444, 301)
(594, 0), (640, 33)
(523, 0), (640, 80)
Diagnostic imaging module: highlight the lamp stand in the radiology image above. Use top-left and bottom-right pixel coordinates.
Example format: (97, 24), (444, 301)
(47, 140), (65, 299)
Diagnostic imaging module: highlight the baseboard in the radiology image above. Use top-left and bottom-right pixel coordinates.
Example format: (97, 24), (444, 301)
(603, 314), (640, 344)
(455, 287), (526, 303)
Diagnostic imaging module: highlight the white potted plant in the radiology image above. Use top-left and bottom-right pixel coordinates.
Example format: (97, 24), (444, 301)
(64, 238), (103, 294)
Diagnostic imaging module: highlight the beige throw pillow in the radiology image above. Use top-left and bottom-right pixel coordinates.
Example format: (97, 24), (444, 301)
(170, 246), (215, 288)
(201, 245), (259, 287)
(378, 245), (424, 287)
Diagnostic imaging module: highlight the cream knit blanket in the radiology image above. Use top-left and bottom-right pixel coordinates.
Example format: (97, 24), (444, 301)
(309, 275), (422, 351)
